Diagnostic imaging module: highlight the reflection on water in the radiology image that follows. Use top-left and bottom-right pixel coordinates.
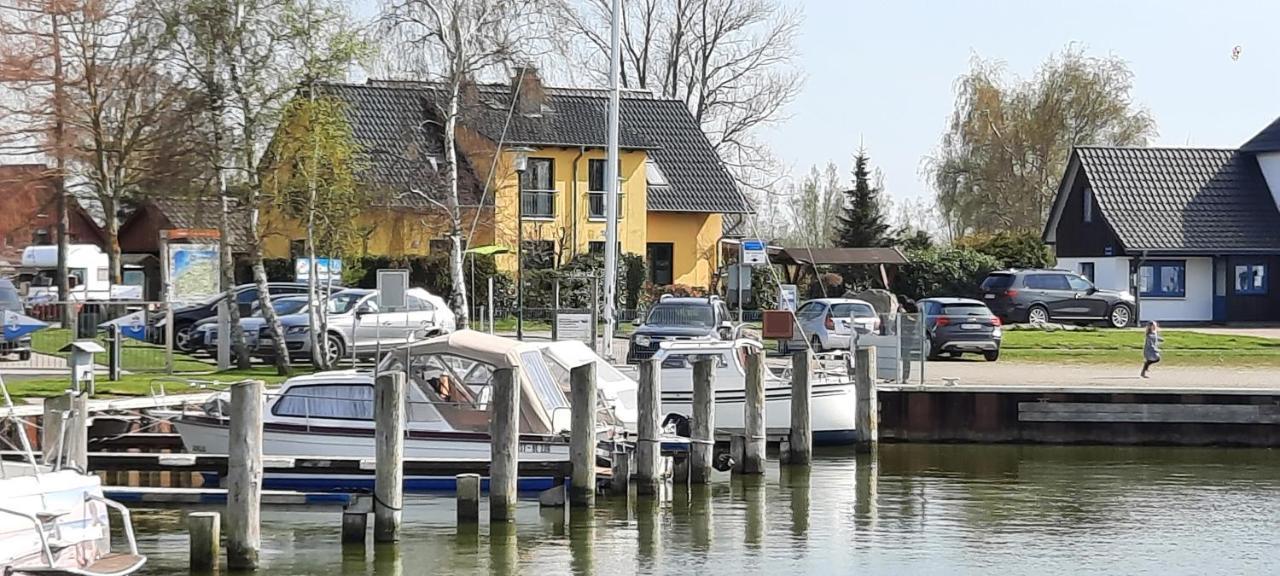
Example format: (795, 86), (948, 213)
(132, 444), (1280, 575)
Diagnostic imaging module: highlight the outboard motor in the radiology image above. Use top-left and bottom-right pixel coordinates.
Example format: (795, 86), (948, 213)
(661, 413), (691, 437)
(713, 451), (735, 472)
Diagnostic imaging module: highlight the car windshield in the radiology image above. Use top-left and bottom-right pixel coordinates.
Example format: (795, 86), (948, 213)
(327, 293), (366, 314)
(795, 302), (825, 320)
(830, 303), (875, 318)
(273, 299), (308, 315)
(940, 303), (992, 317)
(646, 303), (714, 328)
(0, 283), (21, 312)
(981, 274), (1015, 291)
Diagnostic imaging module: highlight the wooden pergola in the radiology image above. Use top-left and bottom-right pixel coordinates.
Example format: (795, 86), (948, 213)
(767, 246), (910, 287)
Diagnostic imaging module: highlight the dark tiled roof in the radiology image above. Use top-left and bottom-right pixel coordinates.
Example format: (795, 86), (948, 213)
(1240, 116), (1280, 153)
(1076, 146), (1280, 252)
(148, 196), (252, 248)
(620, 98), (749, 213)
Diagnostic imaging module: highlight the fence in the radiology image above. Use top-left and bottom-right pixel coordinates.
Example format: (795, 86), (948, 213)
(6, 299), (180, 376)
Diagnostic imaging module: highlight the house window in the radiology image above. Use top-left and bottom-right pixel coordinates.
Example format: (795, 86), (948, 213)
(1139, 260), (1185, 298)
(647, 242), (674, 286)
(520, 158), (555, 218)
(1079, 262), (1095, 283)
(1235, 263), (1267, 295)
(289, 239), (305, 259)
(521, 240), (555, 269)
(1083, 188), (1093, 223)
(588, 241), (621, 258)
(587, 159), (623, 219)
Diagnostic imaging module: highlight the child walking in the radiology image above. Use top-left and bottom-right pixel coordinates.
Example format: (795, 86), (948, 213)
(1141, 321), (1163, 378)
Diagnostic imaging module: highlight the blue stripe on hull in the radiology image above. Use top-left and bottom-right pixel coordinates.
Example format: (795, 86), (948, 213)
(813, 429), (858, 445)
(201, 473), (561, 493)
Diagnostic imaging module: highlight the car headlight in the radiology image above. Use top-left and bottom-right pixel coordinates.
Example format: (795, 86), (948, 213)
(992, 327), (1002, 338)
(634, 335), (651, 347)
(285, 325), (309, 335)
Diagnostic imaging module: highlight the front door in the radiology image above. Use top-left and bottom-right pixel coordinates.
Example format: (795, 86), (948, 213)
(1067, 274), (1110, 319)
(647, 243), (674, 286)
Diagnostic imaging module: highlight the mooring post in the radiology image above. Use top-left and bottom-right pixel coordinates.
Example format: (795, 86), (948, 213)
(741, 348), (766, 475)
(341, 512), (367, 544)
(854, 346), (879, 452)
(188, 511), (220, 572)
(490, 367), (519, 522)
(690, 356), (715, 484)
(227, 380), (263, 570)
(374, 372), (405, 542)
(41, 392), (87, 471)
(636, 358), (661, 495)
(610, 448), (631, 496)
(456, 473), (481, 524)
(787, 350), (813, 466)
(730, 434), (745, 473)
(569, 362), (597, 507)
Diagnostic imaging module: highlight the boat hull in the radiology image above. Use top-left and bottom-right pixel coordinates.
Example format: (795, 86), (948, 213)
(0, 469), (111, 572)
(660, 380), (858, 445)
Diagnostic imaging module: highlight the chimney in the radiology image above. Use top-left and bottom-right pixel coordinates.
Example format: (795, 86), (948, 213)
(512, 65), (546, 116)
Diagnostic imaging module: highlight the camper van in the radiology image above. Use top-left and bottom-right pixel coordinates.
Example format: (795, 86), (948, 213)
(20, 244), (142, 302)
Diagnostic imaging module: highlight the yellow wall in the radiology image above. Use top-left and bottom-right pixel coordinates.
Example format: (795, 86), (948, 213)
(262, 207), (495, 259)
(645, 212), (722, 287)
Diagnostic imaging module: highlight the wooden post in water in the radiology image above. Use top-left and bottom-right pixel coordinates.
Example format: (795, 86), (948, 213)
(610, 448), (631, 496)
(188, 511), (220, 571)
(690, 356), (715, 484)
(854, 346), (878, 451)
(374, 372), (405, 542)
(341, 512), (367, 544)
(456, 473), (481, 524)
(786, 350), (813, 465)
(636, 359), (661, 495)
(490, 367), (519, 522)
(569, 362), (597, 507)
(227, 380), (263, 570)
(741, 348), (766, 475)
(41, 392), (86, 470)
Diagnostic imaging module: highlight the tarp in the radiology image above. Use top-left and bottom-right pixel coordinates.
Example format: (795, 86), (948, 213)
(463, 244), (510, 256)
(3, 310), (48, 341)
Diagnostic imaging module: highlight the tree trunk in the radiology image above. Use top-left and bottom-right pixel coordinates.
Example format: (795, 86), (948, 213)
(248, 207), (290, 375)
(104, 196), (121, 286)
(220, 194), (250, 369)
(445, 83), (469, 329)
(51, 13), (72, 329)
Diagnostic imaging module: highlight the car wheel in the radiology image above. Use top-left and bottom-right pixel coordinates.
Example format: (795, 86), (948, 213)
(174, 325), (195, 353)
(1027, 305), (1050, 326)
(983, 350), (1000, 362)
(1109, 304), (1133, 329)
(325, 333), (345, 364)
(810, 335), (823, 353)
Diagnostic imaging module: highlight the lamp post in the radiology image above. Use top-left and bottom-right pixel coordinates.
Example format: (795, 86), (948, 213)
(512, 147), (534, 341)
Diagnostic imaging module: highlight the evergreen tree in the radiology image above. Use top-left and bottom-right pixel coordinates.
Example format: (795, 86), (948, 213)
(835, 150), (891, 247)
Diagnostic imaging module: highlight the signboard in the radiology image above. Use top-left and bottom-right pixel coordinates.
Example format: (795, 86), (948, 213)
(377, 269), (409, 310)
(555, 313), (593, 345)
(99, 310), (148, 341)
(166, 244), (220, 303)
(2, 310), (47, 341)
(296, 258), (343, 283)
(741, 239), (769, 266)
(778, 284), (799, 311)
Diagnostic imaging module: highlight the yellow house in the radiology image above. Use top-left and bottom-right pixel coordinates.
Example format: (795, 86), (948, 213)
(265, 74), (751, 289)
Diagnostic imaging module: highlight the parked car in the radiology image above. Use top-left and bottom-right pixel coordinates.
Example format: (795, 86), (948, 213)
(0, 278), (32, 361)
(257, 288), (455, 361)
(980, 269), (1135, 328)
(919, 297), (1003, 361)
(154, 282), (340, 353)
(781, 298), (880, 353)
(626, 295), (736, 364)
(192, 295), (313, 355)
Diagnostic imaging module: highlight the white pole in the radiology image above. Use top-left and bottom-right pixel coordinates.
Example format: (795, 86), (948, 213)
(601, 0), (622, 361)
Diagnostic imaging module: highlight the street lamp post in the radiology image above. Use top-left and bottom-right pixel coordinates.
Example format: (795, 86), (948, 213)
(512, 147), (533, 341)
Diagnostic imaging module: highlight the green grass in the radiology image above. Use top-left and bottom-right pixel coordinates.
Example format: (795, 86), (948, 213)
(30, 328), (213, 373)
(5, 367), (295, 400)
(999, 328), (1280, 366)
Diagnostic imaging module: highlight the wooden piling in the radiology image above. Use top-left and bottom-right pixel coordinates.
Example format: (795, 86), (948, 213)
(787, 350), (813, 465)
(730, 434), (745, 473)
(690, 356), (715, 484)
(490, 367), (519, 522)
(457, 473), (481, 524)
(569, 362), (596, 507)
(227, 380), (263, 570)
(341, 512), (368, 544)
(610, 448), (631, 496)
(41, 392), (87, 471)
(636, 359), (661, 495)
(741, 348), (766, 475)
(374, 372), (405, 542)
(188, 511), (220, 572)
(854, 346), (879, 451)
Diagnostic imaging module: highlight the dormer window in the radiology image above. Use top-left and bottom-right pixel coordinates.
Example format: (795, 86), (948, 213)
(1083, 187), (1093, 223)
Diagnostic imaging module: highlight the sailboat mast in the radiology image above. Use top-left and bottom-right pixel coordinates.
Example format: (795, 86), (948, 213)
(602, 0), (622, 359)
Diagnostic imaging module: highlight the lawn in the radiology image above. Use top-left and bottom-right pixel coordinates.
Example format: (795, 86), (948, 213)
(999, 328), (1280, 366)
(30, 328), (213, 373)
(4, 366), (295, 400)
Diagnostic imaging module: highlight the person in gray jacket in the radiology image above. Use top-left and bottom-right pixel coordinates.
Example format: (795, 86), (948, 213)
(1141, 321), (1163, 378)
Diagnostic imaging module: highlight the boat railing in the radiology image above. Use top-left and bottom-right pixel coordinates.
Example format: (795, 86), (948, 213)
(0, 505), (55, 566)
(85, 494), (139, 557)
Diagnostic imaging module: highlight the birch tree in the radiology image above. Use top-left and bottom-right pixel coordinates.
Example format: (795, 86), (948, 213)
(378, 0), (559, 330)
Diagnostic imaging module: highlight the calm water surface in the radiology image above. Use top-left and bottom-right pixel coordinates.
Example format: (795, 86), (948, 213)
(129, 444), (1280, 575)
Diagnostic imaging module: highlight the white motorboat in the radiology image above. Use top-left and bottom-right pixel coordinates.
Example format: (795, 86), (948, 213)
(173, 330), (638, 492)
(0, 379), (145, 575)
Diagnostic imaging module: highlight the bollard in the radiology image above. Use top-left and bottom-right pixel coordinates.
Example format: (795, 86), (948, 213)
(672, 456), (690, 487)
(787, 350), (813, 466)
(188, 511), (220, 572)
(490, 368), (519, 522)
(569, 362), (596, 507)
(342, 512), (368, 544)
(635, 359), (661, 495)
(610, 448), (632, 496)
(374, 372), (405, 542)
(690, 357), (715, 484)
(41, 392), (87, 471)
(854, 347), (879, 451)
(729, 434), (745, 473)
(740, 349), (766, 475)
(456, 473), (481, 524)
(227, 380), (263, 570)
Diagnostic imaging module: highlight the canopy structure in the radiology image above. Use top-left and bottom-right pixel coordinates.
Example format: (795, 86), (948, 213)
(767, 246), (910, 287)
(464, 244), (510, 256)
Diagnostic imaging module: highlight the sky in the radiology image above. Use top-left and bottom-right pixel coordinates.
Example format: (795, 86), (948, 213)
(767, 0), (1280, 204)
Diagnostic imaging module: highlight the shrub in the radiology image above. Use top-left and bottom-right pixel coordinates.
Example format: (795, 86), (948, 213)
(892, 247), (1001, 300)
(956, 230), (1054, 270)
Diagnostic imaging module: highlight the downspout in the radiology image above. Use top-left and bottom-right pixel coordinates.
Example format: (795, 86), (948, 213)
(571, 146), (586, 257)
(1132, 250), (1148, 325)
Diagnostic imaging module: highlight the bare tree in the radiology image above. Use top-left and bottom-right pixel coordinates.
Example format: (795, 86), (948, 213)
(378, 0), (559, 330)
(784, 163), (842, 247)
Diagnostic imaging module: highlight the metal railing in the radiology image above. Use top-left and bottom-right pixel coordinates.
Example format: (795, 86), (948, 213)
(3, 299), (177, 376)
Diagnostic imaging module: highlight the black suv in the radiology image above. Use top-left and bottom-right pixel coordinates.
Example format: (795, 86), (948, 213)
(153, 282), (329, 352)
(626, 296), (735, 363)
(980, 269), (1136, 328)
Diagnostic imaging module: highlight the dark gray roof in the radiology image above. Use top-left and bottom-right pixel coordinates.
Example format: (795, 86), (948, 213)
(1074, 146), (1280, 253)
(620, 97), (749, 213)
(1241, 116), (1280, 153)
(142, 196), (252, 249)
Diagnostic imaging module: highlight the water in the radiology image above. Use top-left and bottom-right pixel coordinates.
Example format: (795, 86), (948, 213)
(131, 444), (1280, 575)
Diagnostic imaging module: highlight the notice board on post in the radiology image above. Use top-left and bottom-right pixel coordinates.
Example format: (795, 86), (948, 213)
(376, 269), (409, 311)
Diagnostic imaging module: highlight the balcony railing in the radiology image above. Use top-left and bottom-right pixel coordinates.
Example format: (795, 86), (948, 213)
(588, 192), (624, 219)
(521, 190), (555, 218)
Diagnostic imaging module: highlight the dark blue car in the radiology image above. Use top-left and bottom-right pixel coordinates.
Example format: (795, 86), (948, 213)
(919, 297), (1002, 362)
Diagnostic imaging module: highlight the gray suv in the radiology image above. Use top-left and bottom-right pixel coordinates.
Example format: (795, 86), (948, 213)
(980, 269), (1135, 328)
(627, 296), (735, 364)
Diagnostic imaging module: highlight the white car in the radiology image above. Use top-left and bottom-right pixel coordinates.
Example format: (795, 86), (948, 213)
(781, 298), (880, 353)
(258, 288), (456, 361)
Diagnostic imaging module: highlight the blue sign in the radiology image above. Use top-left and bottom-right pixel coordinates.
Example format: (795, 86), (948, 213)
(741, 239), (769, 266)
(99, 311), (148, 342)
(2, 310), (48, 341)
